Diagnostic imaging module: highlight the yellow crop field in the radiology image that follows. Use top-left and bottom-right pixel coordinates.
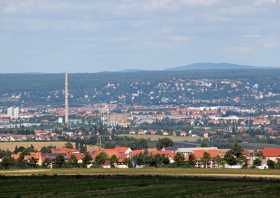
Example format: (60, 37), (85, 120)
(0, 141), (74, 151)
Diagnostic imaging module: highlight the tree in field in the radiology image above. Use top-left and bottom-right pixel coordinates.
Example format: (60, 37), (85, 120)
(95, 152), (108, 166)
(232, 143), (243, 159)
(29, 157), (37, 168)
(188, 153), (197, 167)
(214, 156), (225, 168)
(224, 143), (245, 166)
(83, 152), (93, 167)
(55, 155), (65, 168)
(42, 159), (52, 168)
(40, 146), (53, 153)
(156, 138), (174, 150)
(224, 150), (237, 165)
(0, 156), (15, 169)
(65, 142), (74, 149)
(132, 153), (147, 166)
(14, 146), (27, 154)
(174, 152), (185, 165)
(110, 155), (118, 166)
(26, 145), (35, 153)
(253, 158), (262, 167)
(0, 150), (11, 159)
(201, 152), (211, 168)
(69, 155), (78, 167)
(267, 160), (275, 169)
(14, 146), (19, 154)
(17, 152), (26, 163)
(200, 138), (209, 147)
(151, 154), (169, 167)
(276, 162), (280, 169)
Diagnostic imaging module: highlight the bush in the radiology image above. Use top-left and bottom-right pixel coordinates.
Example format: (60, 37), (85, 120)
(253, 158), (262, 167)
(156, 138), (174, 150)
(267, 160), (275, 169)
(54, 155), (65, 168)
(0, 156), (15, 169)
(95, 152), (108, 165)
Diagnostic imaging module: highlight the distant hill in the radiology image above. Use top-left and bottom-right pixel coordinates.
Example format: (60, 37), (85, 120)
(117, 69), (149, 73)
(1, 68), (280, 106)
(166, 63), (262, 71)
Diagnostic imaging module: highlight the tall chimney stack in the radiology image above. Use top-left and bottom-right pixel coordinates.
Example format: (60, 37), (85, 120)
(64, 72), (69, 128)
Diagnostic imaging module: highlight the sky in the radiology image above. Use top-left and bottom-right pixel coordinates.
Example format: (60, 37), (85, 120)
(0, 0), (280, 73)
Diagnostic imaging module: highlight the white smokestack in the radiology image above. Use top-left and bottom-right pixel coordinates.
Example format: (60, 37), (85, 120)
(64, 72), (69, 127)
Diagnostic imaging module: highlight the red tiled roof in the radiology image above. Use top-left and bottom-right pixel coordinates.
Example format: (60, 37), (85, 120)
(72, 153), (84, 161)
(111, 147), (130, 153)
(51, 148), (79, 154)
(146, 148), (176, 158)
(91, 147), (131, 161)
(51, 148), (82, 160)
(262, 148), (280, 157)
(131, 149), (145, 157)
(158, 150), (176, 158)
(193, 149), (219, 159)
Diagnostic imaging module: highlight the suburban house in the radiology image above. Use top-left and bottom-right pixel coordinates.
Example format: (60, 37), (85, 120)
(261, 147), (280, 163)
(91, 146), (132, 168)
(51, 148), (84, 164)
(176, 147), (229, 168)
(12, 147), (84, 166)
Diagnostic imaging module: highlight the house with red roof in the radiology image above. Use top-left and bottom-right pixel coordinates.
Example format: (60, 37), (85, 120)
(91, 146), (132, 167)
(51, 148), (84, 163)
(193, 149), (219, 159)
(192, 148), (220, 168)
(176, 147), (227, 168)
(261, 148), (280, 163)
(12, 152), (47, 166)
(131, 149), (145, 157)
(148, 148), (176, 163)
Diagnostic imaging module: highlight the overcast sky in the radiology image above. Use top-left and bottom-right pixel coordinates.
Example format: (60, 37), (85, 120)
(0, 0), (280, 73)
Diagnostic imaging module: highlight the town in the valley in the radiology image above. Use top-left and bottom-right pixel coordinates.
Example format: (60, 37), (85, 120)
(0, 73), (280, 170)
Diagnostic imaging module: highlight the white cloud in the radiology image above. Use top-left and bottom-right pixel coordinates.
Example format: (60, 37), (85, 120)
(243, 34), (263, 39)
(139, 0), (280, 11)
(253, 0), (280, 6)
(0, 0), (70, 14)
(142, 0), (220, 10)
(167, 35), (192, 43)
(257, 37), (280, 48)
(225, 46), (255, 55)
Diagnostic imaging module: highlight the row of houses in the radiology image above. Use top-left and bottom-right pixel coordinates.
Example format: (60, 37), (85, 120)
(0, 130), (58, 142)
(9, 145), (280, 169)
(12, 147), (84, 167)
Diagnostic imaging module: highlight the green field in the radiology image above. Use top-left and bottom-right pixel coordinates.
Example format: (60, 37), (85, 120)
(0, 175), (280, 198)
(1, 168), (280, 198)
(119, 134), (200, 142)
(2, 168), (280, 177)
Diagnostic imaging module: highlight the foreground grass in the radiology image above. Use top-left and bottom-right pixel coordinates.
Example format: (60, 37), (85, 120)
(0, 175), (280, 198)
(1, 168), (280, 177)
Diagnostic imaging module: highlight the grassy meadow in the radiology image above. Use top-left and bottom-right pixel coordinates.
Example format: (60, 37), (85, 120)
(1, 168), (280, 177)
(1, 168), (280, 197)
(0, 175), (280, 198)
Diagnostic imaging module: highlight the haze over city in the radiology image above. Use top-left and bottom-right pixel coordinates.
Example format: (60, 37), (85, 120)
(2, 1), (280, 197)
(1, 0), (280, 73)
